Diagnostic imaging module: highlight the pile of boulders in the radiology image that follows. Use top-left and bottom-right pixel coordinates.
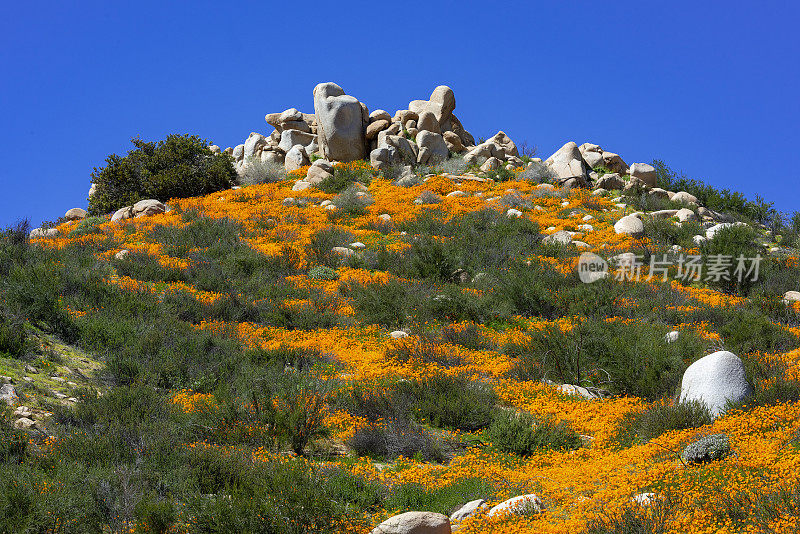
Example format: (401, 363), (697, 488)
(225, 83), (479, 177)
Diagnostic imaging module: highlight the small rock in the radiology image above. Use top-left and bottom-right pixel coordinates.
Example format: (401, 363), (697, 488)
(370, 511), (450, 534)
(614, 215), (645, 237)
(783, 291), (800, 304)
(64, 207), (88, 221)
(665, 331), (680, 343)
(543, 230), (573, 245)
(14, 417), (35, 430)
(390, 330), (408, 339)
(487, 494), (544, 517)
(0, 383), (18, 406)
(632, 493), (657, 507)
(450, 499), (487, 522)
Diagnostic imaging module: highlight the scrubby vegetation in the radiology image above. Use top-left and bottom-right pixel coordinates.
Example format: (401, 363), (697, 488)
(88, 135), (237, 215)
(6, 155), (800, 533)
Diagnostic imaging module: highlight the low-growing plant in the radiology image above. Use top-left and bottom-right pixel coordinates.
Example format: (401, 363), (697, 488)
(308, 265), (339, 281)
(400, 375), (498, 431)
(613, 401), (713, 448)
(506, 319), (705, 400)
(0, 308), (29, 358)
(237, 157), (287, 186)
(69, 216), (108, 237)
(385, 478), (496, 516)
(344, 279), (409, 328)
(317, 162), (373, 194)
(700, 224), (763, 296)
(488, 410), (582, 456)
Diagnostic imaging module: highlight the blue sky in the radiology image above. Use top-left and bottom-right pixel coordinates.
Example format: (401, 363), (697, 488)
(1, 1), (798, 227)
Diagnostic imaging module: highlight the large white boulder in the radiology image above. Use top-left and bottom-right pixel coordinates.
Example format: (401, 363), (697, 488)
(370, 511), (450, 534)
(278, 129), (317, 152)
(545, 141), (588, 185)
(64, 207), (88, 221)
(579, 143), (604, 168)
(409, 85), (456, 125)
(679, 351), (752, 417)
(784, 291), (800, 304)
(313, 82), (367, 162)
(672, 191), (699, 205)
(450, 499), (487, 522)
(416, 131), (449, 164)
(629, 163), (657, 187)
(132, 199), (165, 218)
(243, 133), (268, 159)
(487, 494), (544, 517)
(284, 145), (310, 172)
(614, 214), (645, 237)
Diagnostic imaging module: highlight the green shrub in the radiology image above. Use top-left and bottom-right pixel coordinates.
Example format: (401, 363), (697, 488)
(484, 166), (515, 182)
(0, 309), (29, 358)
(251, 370), (332, 455)
(237, 158), (286, 186)
(307, 226), (355, 268)
(317, 162), (373, 194)
(700, 224), (762, 295)
(506, 319), (705, 400)
(488, 410), (582, 456)
(651, 159), (749, 218)
(344, 279), (409, 328)
(0, 409), (27, 463)
(613, 401), (713, 448)
(331, 184), (374, 216)
(717, 310), (798, 354)
(400, 375), (498, 431)
(88, 134), (237, 215)
(347, 418), (451, 462)
(69, 215), (108, 237)
(385, 478), (496, 516)
(584, 494), (676, 534)
(309, 265), (339, 281)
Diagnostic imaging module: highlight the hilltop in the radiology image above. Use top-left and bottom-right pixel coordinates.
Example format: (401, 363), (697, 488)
(3, 83), (800, 533)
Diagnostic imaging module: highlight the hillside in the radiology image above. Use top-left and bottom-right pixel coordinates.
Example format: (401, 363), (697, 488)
(3, 84), (800, 534)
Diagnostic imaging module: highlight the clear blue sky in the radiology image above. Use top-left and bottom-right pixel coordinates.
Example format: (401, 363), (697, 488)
(2, 1), (798, 227)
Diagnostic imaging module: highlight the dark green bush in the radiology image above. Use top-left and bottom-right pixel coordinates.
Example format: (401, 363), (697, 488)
(88, 134), (237, 215)
(345, 279), (409, 328)
(651, 159), (748, 218)
(347, 418), (452, 462)
(506, 319), (705, 400)
(385, 478), (496, 516)
(0, 409), (27, 463)
(488, 410), (582, 456)
(316, 163), (373, 194)
(69, 215), (108, 237)
(400, 375), (498, 431)
(613, 401), (713, 448)
(0, 309), (29, 358)
(700, 224), (762, 296)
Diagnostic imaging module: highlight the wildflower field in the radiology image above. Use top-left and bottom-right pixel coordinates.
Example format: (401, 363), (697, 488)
(3, 163), (800, 533)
